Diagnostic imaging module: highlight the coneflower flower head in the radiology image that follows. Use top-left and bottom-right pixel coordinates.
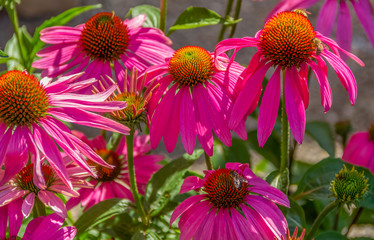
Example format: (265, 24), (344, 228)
(215, 9), (364, 147)
(330, 165), (369, 208)
(32, 12), (174, 92)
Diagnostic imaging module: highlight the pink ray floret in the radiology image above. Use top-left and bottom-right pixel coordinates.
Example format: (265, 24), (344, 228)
(170, 162), (290, 240)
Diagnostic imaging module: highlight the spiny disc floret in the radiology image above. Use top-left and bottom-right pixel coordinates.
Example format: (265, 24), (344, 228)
(331, 165), (369, 207)
(259, 11), (315, 68)
(203, 169), (248, 209)
(93, 149), (122, 182)
(169, 46), (214, 87)
(16, 164), (55, 193)
(80, 12), (130, 62)
(0, 71), (49, 127)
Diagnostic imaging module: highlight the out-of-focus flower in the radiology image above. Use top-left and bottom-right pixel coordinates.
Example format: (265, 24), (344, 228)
(0, 160), (91, 218)
(66, 131), (163, 210)
(32, 12), (174, 92)
(343, 124), (374, 174)
(142, 46), (247, 156)
(23, 213), (76, 240)
(267, 0), (374, 53)
(215, 10), (364, 146)
(170, 162), (289, 240)
(0, 70), (128, 190)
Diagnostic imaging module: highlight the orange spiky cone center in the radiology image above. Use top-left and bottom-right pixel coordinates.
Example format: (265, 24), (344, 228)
(92, 149), (122, 182)
(203, 169), (248, 209)
(80, 12), (130, 62)
(259, 11), (315, 68)
(16, 164), (55, 193)
(168, 46), (214, 87)
(0, 71), (49, 127)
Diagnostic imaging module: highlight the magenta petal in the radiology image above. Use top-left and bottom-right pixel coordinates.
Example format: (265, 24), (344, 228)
(180, 176), (205, 194)
(49, 226), (77, 240)
(241, 204), (276, 239)
(179, 87), (197, 155)
(27, 213), (65, 239)
(224, 209), (241, 239)
(211, 209), (227, 240)
(352, 0), (374, 48)
(170, 195), (206, 226)
(22, 193), (35, 218)
(249, 186), (290, 207)
(38, 191), (67, 218)
(284, 67), (305, 144)
(246, 195), (288, 239)
(336, 0), (352, 53)
(8, 198), (23, 238)
(316, 0), (338, 36)
(193, 208), (215, 239)
(231, 208), (262, 239)
(0, 128), (12, 169)
(0, 204), (7, 239)
(178, 201), (211, 240)
(229, 62), (271, 129)
(163, 86), (182, 153)
(343, 132), (369, 165)
(258, 67), (281, 147)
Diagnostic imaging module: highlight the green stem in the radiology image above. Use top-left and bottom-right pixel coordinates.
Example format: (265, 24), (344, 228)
(33, 197), (46, 218)
(306, 201), (340, 240)
(204, 152), (213, 170)
(5, 5), (27, 69)
(346, 207), (363, 235)
(110, 133), (124, 152)
(217, 0), (234, 42)
(126, 128), (147, 225)
(228, 0), (242, 38)
(280, 70), (290, 193)
(160, 0), (168, 33)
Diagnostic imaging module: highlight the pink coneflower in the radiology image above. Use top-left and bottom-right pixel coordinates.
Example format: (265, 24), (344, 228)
(281, 227), (306, 240)
(0, 70), (129, 190)
(342, 124), (374, 174)
(32, 12), (174, 91)
(170, 162), (290, 240)
(0, 160), (92, 218)
(66, 131), (163, 210)
(0, 198), (23, 240)
(267, 0), (374, 53)
(23, 213), (76, 240)
(215, 10), (364, 146)
(142, 46), (247, 156)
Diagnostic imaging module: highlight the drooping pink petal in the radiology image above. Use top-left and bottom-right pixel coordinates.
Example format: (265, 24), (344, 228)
(0, 188), (27, 206)
(8, 198), (23, 238)
(284, 67), (305, 144)
(224, 209), (242, 239)
(0, 204), (7, 239)
(180, 176), (205, 194)
(241, 204), (276, 239)
(178, 201), (211, 240)
(316, 0), (338, 36)
(0, 128), (12, 169)
(163, 86), (182, 152)
(179, 86), (197, 155)
(248, 185), (290, 207)
(211, 209), (227, 240)
(22, 193), (35, 218)
(25, 128), (46, 189)
(38, 191), (67, 218)
(169, 195), (206, 226)
(229, 61), (272, 129)
(49, 226), (77, 240)
(193, 208), (216, 239)
(124, 14), (146, 30)
(25, 213), (65, 240)
(231, 208), (262, 239)
(245, 195), (288, 239)
(351, 0), (374, 48)
(258, 67), (281, 147)
(336, 0), (352, 54)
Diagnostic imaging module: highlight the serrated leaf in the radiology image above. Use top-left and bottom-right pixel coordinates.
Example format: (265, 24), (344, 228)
(168, 7), (239, 35)
(29, 4), (101, 66)
(293, 158), (344, 200)
(306, 121), (335, 157)
(75, 198), (131, 236)
(145, 153), (200, 216)
(129, 5), (160, 28)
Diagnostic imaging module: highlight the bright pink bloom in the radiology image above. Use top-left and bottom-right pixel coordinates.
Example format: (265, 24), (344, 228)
(215, 10), (364, 146)
(170, 162), (290, 240)
(0, 160), (92, 218)
(0, 70), (129, 190)
(32, 12), (174, 92)
(66, 131), (163, 210)
(142, 46), (247, 156)
(23, 213), (76, 240)
(267, 0), (374, 53)
(342, 124), (374, 174)
(0, 198), (23, 240)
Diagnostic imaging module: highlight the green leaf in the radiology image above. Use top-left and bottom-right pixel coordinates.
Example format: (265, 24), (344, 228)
(247, 130), (281, 168)
(131, 229), (162, 240)
(4, 33), (23, 70)
(74, 198), (131, 236)
(293, 158), (344, 200)
(29, 4), (101, 66)
(267, 169), (289, 193)
(145, 151), (201, 216)
(315, 231), (348, 240)
(129, 5), (160, 28)
(306, 121), (335, 157)
(212, 138), (251, 169)
(168, 7), (239, 35)
(287, 198), (306, 229)
(0, 49), (8, 58)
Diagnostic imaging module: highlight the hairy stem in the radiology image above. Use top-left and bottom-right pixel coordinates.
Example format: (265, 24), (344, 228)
(280, 70), (290, 194)
(204, 152), (213, 170)
(160, 0), (168, 33)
